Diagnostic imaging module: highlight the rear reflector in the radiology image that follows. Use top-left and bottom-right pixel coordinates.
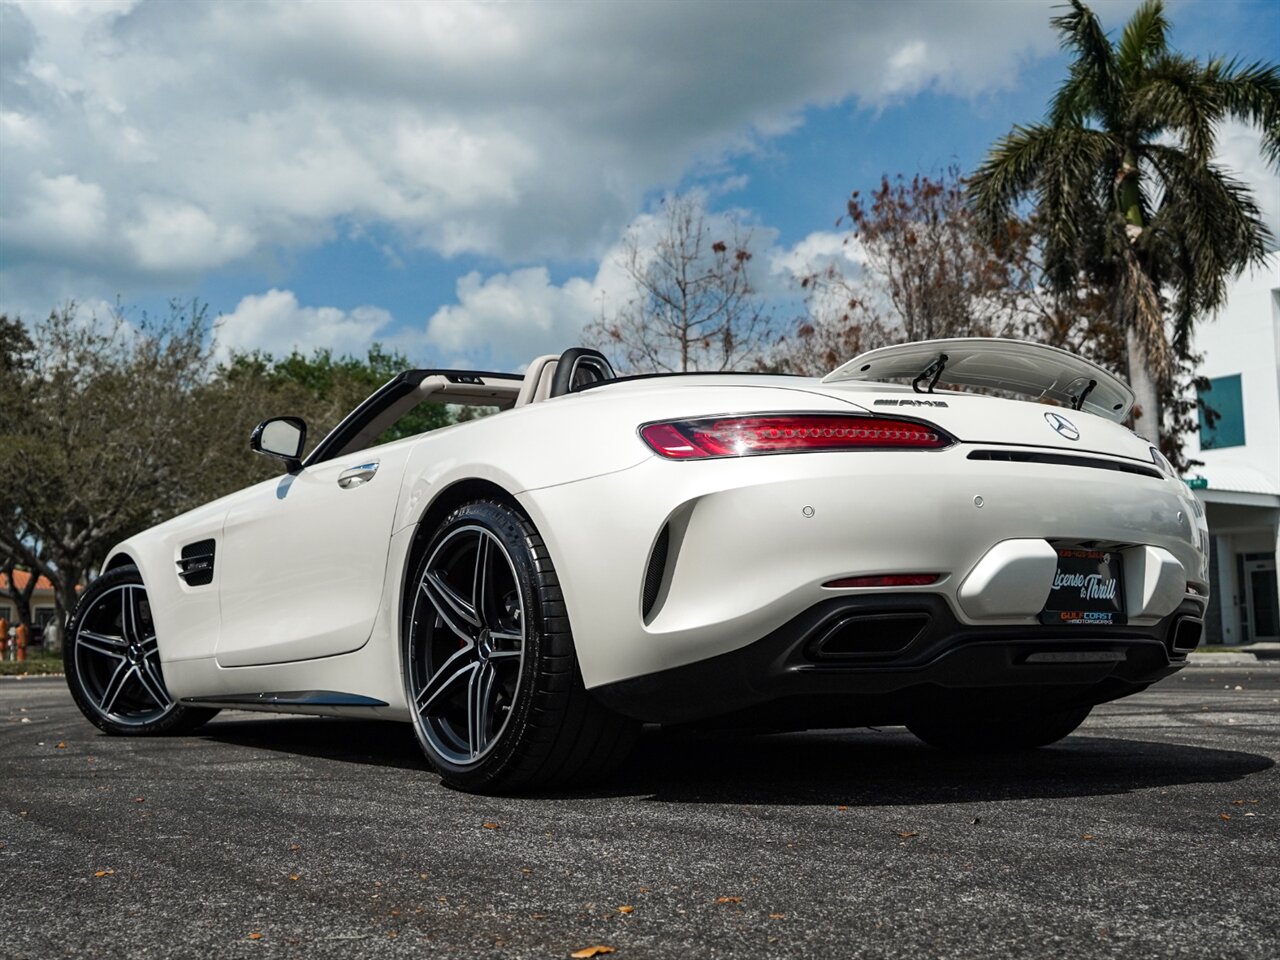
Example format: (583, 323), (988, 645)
(824, 573), (941, 588)
(640, 414), (953, 459)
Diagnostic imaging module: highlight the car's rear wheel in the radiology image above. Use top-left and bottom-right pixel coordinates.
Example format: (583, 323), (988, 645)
(907, 704), (1092, 751)
(64, 565), (219, 736)
(405, 500), (637, 793)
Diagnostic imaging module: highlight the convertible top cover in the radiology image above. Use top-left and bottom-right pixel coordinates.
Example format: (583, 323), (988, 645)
(824, 337), (1135, 422)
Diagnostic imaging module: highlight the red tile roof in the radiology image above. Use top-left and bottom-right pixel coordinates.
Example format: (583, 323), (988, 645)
(0, 570), (56, 592)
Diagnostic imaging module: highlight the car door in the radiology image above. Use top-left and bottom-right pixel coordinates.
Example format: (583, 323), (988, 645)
(214, 444), (413, 667)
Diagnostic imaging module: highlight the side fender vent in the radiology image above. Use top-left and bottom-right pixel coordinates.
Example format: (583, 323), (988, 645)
(642, 525), (671, 619)
(178, 539), (216, 586)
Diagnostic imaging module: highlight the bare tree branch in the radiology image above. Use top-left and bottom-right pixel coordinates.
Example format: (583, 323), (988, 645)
(584, 195), (775, 373)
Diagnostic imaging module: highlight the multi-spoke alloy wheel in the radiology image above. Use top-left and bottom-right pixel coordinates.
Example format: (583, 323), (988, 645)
(404, 500), (637, 793)
(74, 582), (172, 725)
(64, 565), (218, 736)
(410, 524), (527, 764)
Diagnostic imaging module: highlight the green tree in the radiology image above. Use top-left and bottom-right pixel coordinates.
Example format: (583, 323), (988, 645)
(266, 343), (450, 443)
(968, 0), (1278, 446)
(0, 302), (218, 627)
(0, 315), (33, 376)
(0, 305), (448, 634)
(0, 316), (40, 635)
(209, 344), (450, 469)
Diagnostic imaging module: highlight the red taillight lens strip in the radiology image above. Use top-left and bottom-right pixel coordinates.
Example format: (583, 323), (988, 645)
(640, 414), (953, 459)
(824, 573), (941, 588)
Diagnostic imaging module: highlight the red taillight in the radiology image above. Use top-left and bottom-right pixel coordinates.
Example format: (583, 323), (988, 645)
(640, 414), (953, 459)
(824, 573), (941, 588)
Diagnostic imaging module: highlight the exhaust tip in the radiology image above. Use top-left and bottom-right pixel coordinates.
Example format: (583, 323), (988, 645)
(810, 613), (931, 659)
(1171, 617), (1203, 654)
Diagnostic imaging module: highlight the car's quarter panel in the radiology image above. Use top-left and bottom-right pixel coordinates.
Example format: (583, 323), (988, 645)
(521, 437), (1204, 692)
(388, 382), (853, 533)
(215, 444), (414, 667)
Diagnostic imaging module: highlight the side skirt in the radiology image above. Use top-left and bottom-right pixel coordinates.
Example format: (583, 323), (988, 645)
(179, 690), (398, 717)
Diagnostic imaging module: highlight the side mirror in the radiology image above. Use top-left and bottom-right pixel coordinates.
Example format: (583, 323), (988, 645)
(250, 416), (307, 472)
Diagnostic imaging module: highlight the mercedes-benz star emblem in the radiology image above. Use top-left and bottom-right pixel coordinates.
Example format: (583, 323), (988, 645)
(1044, 411), (1080, 441)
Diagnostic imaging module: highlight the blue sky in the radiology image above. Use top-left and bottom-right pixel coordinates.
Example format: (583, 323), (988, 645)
(1, 0), (1276, 372)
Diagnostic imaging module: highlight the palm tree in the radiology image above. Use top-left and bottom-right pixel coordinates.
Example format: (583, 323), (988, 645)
(969, 0), (1278, 443)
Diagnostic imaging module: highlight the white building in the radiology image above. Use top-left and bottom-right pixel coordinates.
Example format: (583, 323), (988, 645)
(1182, 252), (1280, 646)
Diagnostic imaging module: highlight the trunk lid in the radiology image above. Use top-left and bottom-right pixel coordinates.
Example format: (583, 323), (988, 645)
(824, 337), (1134, 421)
(809, 382), (1155, 463)
(814, 339), (1151, 463)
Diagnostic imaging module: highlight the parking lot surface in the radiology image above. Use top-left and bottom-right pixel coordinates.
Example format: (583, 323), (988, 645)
(2, 667), (1277, 959)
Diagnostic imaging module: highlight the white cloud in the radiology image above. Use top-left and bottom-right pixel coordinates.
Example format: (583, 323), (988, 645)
(171, 196), (834, 371)
(0, 0), (1064, 312)
(884, 42), (933, 97)
(769, 230), (868, 284)
(0, 109), (46, 148)
(416, 199), (839, 370)
(1214, 119), (1280, 248)
(0, 173), (108, 256)
(214, 289), (393, 361)
(123, 198), (253, 272)
(423, 268), (599, 369)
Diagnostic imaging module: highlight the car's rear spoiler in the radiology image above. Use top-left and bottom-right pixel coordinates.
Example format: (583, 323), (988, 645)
(823, 338), (1134, 422)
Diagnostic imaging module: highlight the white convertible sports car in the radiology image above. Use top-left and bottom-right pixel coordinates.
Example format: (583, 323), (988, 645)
(65, 339), (1209, 792)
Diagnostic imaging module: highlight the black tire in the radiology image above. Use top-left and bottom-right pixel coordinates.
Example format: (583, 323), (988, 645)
(64, 565), (219, 736)
(404, 500), (637, 793)
(907, 704), (1092, 751)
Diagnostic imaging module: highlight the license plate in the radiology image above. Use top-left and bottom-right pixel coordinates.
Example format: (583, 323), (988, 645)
(1039, 548), (1126, 625)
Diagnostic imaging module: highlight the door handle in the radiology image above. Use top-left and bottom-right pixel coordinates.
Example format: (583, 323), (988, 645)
(337, 461), (379, 489)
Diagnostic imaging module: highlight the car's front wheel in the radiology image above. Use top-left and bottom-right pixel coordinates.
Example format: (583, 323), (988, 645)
(64, 565), (219, 736)
(404, 500), (637, 793)
(907, 704), (1092, 751)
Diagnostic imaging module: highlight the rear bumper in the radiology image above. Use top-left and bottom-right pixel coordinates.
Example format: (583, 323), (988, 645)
(591, 593), (1205, 724)
(525, 447), (1208, 690)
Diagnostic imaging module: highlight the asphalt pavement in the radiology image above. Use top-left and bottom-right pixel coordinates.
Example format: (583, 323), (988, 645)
(2, 667), (1278, 959)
